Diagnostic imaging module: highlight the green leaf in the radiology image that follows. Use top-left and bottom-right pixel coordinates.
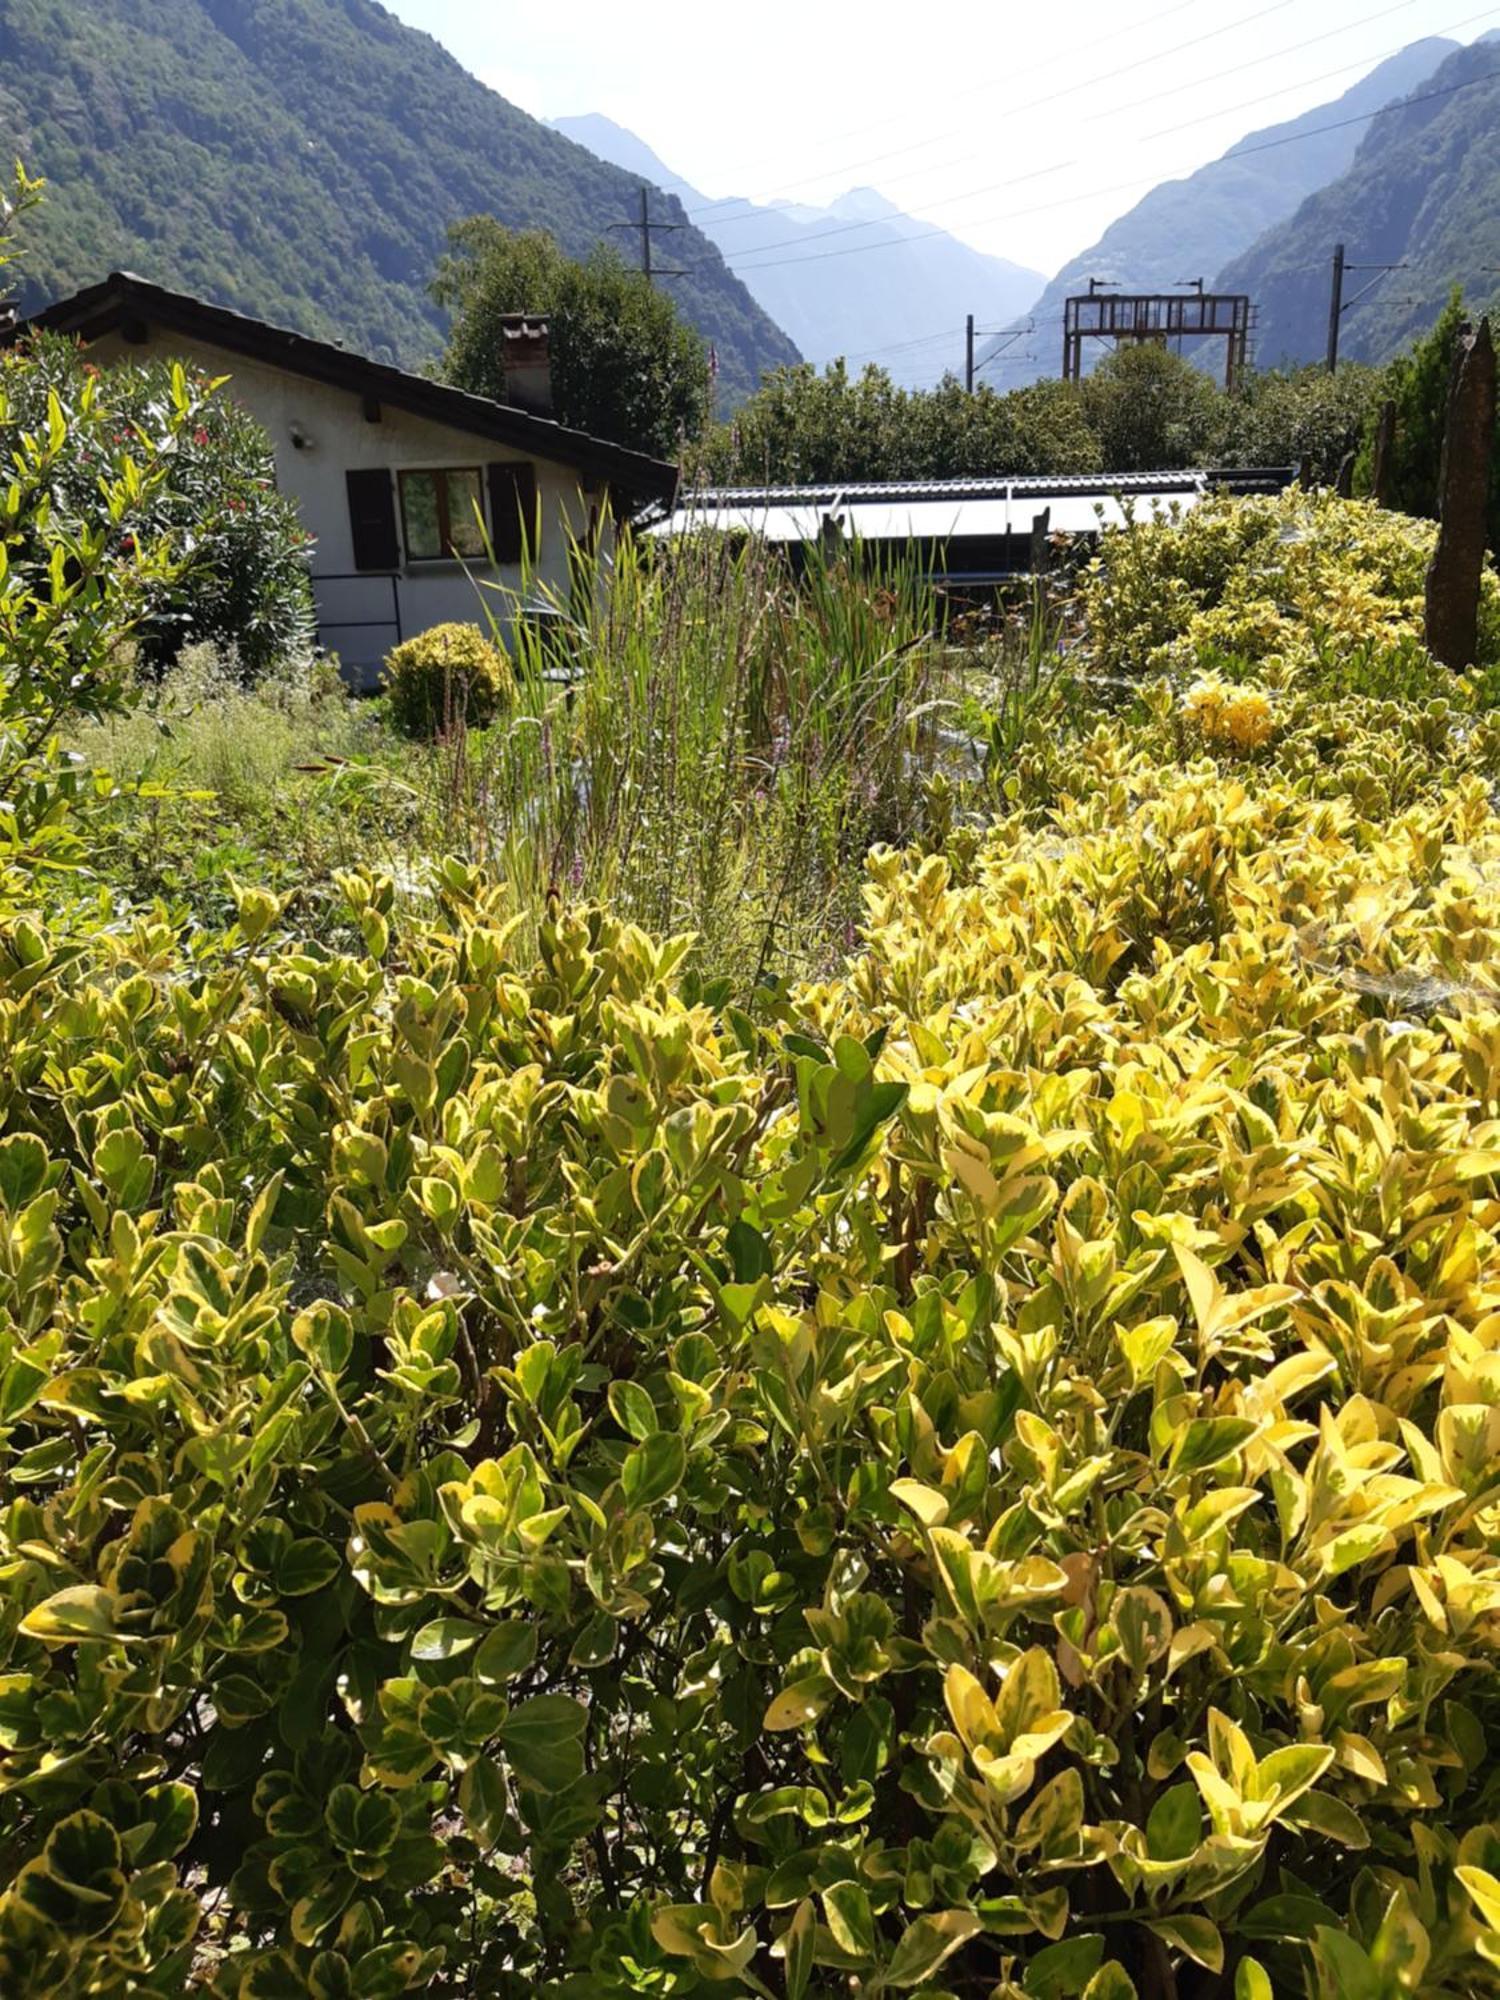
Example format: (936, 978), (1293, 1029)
(473, 1622), (537, 1684)
(726, 1218), (772, 1283)
(1082, 1967), (1138, 2000)
(20, 1585), (123, 1644)
(607, 1380), (658, 1440)
(411, 1617), (484, 1663)
(459, 1756), (510, 1850)
(884, 1909), (983, 1987)
(501, 1694), (587, 1792)
(778, 1898), (816, 2000)
(620, 1430), (686, 1509)
(1144, 1915), (1223, 1974)
(1279, 1790), (1369, 1848)
(1235, 1960), (1273, 2000)
(821, 1880), (876, 1961)
(1025, 1932), (1105, 1998)
(277, 1539), (343, 1597)
(1145, 1782), (1201, 1862)
(1169, 1417), (1258, 1475)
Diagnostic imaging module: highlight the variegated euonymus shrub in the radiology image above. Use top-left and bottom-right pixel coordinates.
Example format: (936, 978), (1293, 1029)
(10, 763), (1500, 1995)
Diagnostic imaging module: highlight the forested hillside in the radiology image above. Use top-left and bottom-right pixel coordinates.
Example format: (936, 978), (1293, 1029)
(1218, 33), (1500, 368)
(0, 0), (799, 404)
(982, 37), (1455, 387)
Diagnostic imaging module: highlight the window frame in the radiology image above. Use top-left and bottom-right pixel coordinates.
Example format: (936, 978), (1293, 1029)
(397, 466), (488, 565)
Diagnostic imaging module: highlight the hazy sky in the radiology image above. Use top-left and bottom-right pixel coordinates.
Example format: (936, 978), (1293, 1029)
(385, 0), (1494, 276)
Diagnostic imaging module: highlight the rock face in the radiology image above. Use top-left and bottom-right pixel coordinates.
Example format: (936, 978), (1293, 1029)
(1217, 35), (1500, 370)
(1425, 318), (1497, 670)
(978, 37), (1458, 389)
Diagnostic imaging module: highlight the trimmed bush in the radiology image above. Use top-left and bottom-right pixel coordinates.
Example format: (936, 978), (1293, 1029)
(1081, 488), (1500, 688)
(8, 716), (1500, 1990)
(383, 621), (514, 738)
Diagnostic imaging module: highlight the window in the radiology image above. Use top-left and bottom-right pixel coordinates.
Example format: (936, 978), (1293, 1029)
(398, 468), (487, 561)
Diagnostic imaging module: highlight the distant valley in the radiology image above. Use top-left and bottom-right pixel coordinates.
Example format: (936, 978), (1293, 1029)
(552, 114), (1042, 390)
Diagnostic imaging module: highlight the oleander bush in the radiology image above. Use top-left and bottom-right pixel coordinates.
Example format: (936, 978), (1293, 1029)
(383, 622), (515, 740)
(9, 727), (1500, 1994)
(1080, 488), (1500, 688)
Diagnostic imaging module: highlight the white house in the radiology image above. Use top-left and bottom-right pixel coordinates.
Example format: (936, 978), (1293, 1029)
(20, 272), (679, 684)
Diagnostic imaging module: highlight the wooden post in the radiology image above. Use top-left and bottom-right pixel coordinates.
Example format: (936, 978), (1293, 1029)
(1370, 397), (1397, 506)
(1425, 317), (1496, 670)
(1335, 452), (1355, 498)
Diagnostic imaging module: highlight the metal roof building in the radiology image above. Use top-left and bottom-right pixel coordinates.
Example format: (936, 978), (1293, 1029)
(655, 468), (1293, 585)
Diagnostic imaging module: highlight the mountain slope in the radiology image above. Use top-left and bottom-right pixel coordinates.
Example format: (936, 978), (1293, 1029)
(0, 0), (799, 406)
(1216, 35), (1500, 368)
(552, 113), (1043, 391)
(979, 36), (1456, 388)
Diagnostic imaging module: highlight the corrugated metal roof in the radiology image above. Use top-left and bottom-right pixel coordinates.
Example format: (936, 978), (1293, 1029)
(654, 469), (1261, 544)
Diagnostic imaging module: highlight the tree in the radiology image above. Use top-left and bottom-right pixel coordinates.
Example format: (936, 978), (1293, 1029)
(1218, 362), (1384, 486)
(434, 220), (708, 460)
(688, 360), (1102, 486)
(7, 334), (315, 680)
(1355, 288), (1500, 550)
(1080, 343), (1223, 471)
(0, 165), (210, 895)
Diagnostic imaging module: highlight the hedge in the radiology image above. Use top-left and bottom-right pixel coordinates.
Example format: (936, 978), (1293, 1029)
(4, 727), (1500, 1995)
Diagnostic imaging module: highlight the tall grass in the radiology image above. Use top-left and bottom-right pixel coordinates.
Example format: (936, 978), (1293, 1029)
(428, 528), (956, 986)
(66, 538), (1017, 989)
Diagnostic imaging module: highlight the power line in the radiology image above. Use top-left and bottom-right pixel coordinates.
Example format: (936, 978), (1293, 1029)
(717, 53), (1500, 279)
(685, 0), (1299, 231)
(829, 0), (1427, 219)
(607, 187), (684, 283)
(1146, 2), (1499, 141)
(678, 0), (1202, 223)
(710, 8), (1495, 272)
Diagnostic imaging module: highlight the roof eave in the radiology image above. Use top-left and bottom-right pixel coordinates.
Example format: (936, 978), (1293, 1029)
(17, 273), (679, 503)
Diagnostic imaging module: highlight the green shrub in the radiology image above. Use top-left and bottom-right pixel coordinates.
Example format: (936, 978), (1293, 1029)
(8, 737), (1500, 1992)
(383, 621), (514, 738)
(6, 332), (316, 680)
(1080, 488), (1500, 688)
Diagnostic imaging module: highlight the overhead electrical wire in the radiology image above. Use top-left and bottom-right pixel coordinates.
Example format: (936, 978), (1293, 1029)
(679, 0), (1203, 222)
(685, 0), (1302, 229)
(1146, 2), (1499, 140)
(715, 40), (1500, 280)
(717, 10), (1497, 272)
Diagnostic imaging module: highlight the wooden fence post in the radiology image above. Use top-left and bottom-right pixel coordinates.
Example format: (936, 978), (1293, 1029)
(1425, 318), (1496, 670)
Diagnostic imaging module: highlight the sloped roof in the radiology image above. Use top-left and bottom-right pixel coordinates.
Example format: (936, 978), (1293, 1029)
(657, 468), (1293, 544)
(15, 272), (679, 503)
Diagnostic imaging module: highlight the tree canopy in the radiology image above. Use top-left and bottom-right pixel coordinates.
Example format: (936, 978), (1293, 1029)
(435, 222), (710, 462)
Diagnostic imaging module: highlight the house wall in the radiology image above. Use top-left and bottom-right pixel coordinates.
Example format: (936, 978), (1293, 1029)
(85, 324), (613, 685)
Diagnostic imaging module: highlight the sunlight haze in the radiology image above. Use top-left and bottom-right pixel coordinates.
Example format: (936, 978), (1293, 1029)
(383, 0), (1496, 275)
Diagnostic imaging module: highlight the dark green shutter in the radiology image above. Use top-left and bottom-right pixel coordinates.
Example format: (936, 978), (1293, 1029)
(488, 462), (539, 565)
(346, 468), (399, 571)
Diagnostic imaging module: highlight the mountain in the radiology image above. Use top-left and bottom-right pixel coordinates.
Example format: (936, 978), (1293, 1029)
(979, 36), (1457, 388)
(1216, 34), (1500, 369)
(551, 113), (1043, 391)
(0, 0), (799, 408)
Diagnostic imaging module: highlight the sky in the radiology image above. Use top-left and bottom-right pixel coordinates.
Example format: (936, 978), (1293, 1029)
(384, 0), (1494, 277)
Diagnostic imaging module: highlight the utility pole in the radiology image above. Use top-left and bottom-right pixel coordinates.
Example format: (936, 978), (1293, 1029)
(1326, 243), (1346, 372)
(609, 188), (685, 285)
(965, 313), (975, 394)
(1327, 243), (1409, 373)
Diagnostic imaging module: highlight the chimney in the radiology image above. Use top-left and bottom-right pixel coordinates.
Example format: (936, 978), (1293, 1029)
(499, 313), (552, 418)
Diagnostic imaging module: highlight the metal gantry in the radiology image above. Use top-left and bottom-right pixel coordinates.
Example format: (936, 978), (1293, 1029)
(1062, 279), (1253, 389)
